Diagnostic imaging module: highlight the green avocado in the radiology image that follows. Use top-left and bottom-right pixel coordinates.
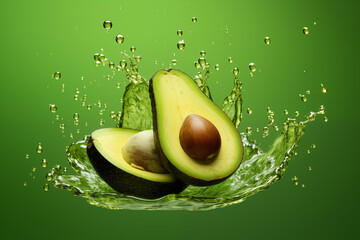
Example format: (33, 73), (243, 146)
(150, 69), (243, 186)
(87, 128), (187, 199)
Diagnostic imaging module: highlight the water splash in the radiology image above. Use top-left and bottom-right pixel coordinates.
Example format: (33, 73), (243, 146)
(49, 54), (324, 210)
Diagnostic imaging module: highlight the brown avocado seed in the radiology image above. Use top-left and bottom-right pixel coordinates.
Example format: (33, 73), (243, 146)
(179, 114), (221, 161)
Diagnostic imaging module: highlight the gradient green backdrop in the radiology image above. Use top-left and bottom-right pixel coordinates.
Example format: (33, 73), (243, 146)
(1, 0), (359, 239)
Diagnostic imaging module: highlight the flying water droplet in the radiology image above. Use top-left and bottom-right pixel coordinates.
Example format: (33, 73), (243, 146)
(36, 143), (43, 153)
(177, 30), (183, 36)
(130, 46), (136, 52)
(103, 20), (112, 30)
(115, 34), (124, 44)
(324, 116), (328, 122)
(247, 108), (253, 114)
(52, 72), (61, 80)
(215, 64), (220, 71)
(246, 127), (252, 136)
(25, 154), (29, 159)
(200, 51), (206, 56)
(43, 183), (49, 192)
(264, 36), (271, 45)
(232, 68), (239, 76)
(49, 104), (57, 113)
(292, 176), (299, 185)
(303, 27), (309, 35)
(228, 57), (233, 63)
(177, 40), (185, 50)
(41, 159), (47, 168)
(73, 113), (80, 120)
(192, 17), (197, 23)
(249, 63), (256, 72)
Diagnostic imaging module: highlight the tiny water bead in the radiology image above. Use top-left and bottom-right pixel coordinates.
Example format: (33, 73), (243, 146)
(24, 182), (27, 187)
(292, 176), (299, 185)
(311, 144), (316, 149)
(74, 95), (79, 101)
(264, 36), (271, 45)
(177, 30), (183, 36)
(284, 109), (289, 115)
(36, 143), (43, 153)
(324, 116), (329, 122)
(309, 166), (312, 171)
(200, 50), (206, 56)
(109, 62), (115, 69)
(303, 27), (309, 35)
(60, 123), (65, 130)
(294, 111), (300, 117)
(32, 167), (36, 172)
(198, 57), (206, 67)
(300, 94), (307, 102)
(115, 34), (124, 44)
(249, 63), (256, 72)
(246, 127), (252, 136)
(191, 17), (197, 22)
(52, 72), (61, 80)
(94, 53), (100, 62)
(306, 90), (311, 94)
(130, 46), (136, 52)
(232, 68), (239, 76)
(41, 159), (47, 168)
(103, 20), (112, 30)
(194, 61), (201, 69)
(177, 40), (185, 51)
(215, 64), (220, 71)
(120, 59), (127, 68)
(43, 184), (49, 192)
(49, 104), (57, 113)
(25, 154), (29, 159)
(73, 113), (80, 120)
(46, 173), (53, 181)
(228, 57), (233, 63)
(322, 87), (327, 93)
(247, 108), (253, 114)
(172, 59), (177, 65)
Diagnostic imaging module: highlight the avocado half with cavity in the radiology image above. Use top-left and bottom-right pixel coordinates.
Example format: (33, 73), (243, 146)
(150, 69), (243, 186)
(87, 128), (187, 199)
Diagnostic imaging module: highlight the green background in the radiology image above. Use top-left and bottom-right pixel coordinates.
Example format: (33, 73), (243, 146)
(1, 0), (359, 239)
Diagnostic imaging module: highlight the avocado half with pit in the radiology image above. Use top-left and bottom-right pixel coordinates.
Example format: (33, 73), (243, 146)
(150, 69), (243, 186)
(87, 128), (187, 199)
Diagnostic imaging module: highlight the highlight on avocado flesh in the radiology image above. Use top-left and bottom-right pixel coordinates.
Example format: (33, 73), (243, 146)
(87, 128), (187, 199)
(150, 69), (243, 186)
(179, 114), (221, 161)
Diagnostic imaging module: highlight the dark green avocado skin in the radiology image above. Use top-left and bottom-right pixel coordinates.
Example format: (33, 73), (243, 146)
(149, 70), (233, 186)
(87, 137), (187, 199)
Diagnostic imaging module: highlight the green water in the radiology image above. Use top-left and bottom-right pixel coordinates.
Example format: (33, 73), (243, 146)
(48, 54), (324, 210)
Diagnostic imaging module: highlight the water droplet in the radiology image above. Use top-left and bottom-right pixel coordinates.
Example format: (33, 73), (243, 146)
(36, 143), (43, 153)
(119, 59), (127, 68)
(300, 94), (307, 102)
(94, 53), (100, 62)
(135, 56), (142, 63)
(99, 53), (105, 62)
(274, 125), (279, 131)
(43, 183), (49, 192)
(292, 176), (299, 185)
(63, 167), (67, 172)
(249, 63), (256, 72)
(109, 111), (117, 119)
(215, 64), (220, 71)
(191, 17), (197, 23)
(100, 119), (105, 126)
(73, 113), (80, 120)
(307, 149), (311, 154)
(46, 173), (53, 181)
(309, 166), (312, 171)
(177, 40), (185, 51)
(74, 95), (79, 101)
(194, 61), (201, 69)
(32, 167), (37, 172)
(60, 123), (65, 130)
(306, 90), (311, 94)
(177, 30), (183, 36)
(52, 72), (61, 80)
(109, 62), (115, 69)
(172, 59), (177, 65)
(200, 50), (206, 56)
(284, 109), (289, 115)
(232, 67), (239, 76)
(41, 159), (47, 168)
(324, 116), (328, 122)
(103, 20), (112, 30)
(116, 83), (121, 89)
(130, 46), (136, 52)
(115, 34), (124, 44)
(246, 127), (252, 136)
(322, 87), (327, 93)
(301, 184), (305, 188)
(198, 57), (206, 67)
(303, 27), (309, 35)
(49, 104), (58, 113)
(319, 105), (326, 114)
(295, 111), (300, 117)
(25, 154), (29, 159)
(24, 182), (27, 187)
(263, 126), (269, 134)
(311, 144), (316, 149)
(228, 57), (233, 63)
(264, 36), (271, 45)
(247, 108), (253, 114)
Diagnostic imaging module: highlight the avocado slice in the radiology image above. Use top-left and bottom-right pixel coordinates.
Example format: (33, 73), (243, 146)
(87, 128), (187, 199)
(150, 69), (243, 186)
